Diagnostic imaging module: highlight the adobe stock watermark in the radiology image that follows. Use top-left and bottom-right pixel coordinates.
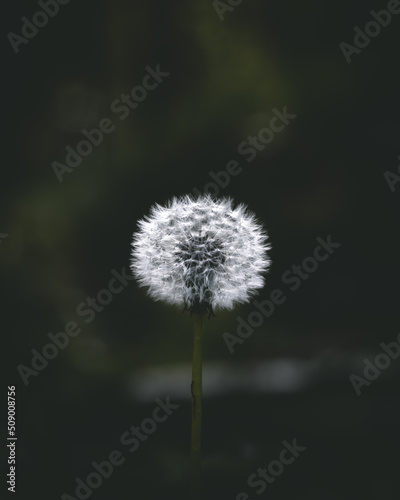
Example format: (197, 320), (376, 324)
(192, 106), (297, 198)
(7, 0), (71, 55)
(61, 396), (180, 500)
(349, 332), (400, 396)
(384, 154), (400, 193)
(236, 438), (307, 499)
(223, 235), (341, 353)
(52, 64), (170, 182)
(213, 0), (245, 21)
(340, 1), (400, 63)
(17, 267), (134, 386)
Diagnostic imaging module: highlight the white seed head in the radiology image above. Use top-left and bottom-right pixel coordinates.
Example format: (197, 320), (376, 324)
(130, 195), (271, 315)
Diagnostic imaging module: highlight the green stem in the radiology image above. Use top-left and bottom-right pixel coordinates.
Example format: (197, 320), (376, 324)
(191, 313), (204, 500)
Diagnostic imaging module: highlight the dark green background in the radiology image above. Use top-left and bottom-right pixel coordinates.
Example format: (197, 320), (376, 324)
(2, 1), (400, 499)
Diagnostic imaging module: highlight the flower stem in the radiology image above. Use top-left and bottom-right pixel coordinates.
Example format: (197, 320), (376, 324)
(191, 313), (204, 500)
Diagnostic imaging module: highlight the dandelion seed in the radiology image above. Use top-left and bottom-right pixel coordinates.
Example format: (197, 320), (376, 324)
(131, 195), (271, 316)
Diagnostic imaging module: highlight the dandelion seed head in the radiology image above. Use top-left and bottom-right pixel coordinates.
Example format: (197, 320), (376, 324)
(130, 195), (271, 315)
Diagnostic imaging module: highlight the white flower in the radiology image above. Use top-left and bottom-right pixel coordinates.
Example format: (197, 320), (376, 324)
(130, 195), (271, 315)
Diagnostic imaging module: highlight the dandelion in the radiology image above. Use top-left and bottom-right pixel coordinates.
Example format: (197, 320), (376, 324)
(130, 195), (271, 499)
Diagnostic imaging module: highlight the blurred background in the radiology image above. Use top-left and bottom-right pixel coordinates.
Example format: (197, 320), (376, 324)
(2, 0), (400, 499)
